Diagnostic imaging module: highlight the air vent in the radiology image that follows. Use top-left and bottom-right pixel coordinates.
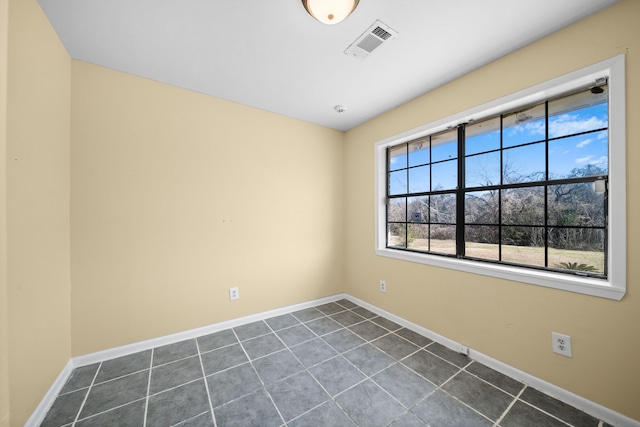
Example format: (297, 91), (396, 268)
(344, 20), (398, 60)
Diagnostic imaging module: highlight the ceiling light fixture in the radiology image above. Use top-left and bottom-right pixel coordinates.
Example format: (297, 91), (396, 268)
(302, 0), (359, 25)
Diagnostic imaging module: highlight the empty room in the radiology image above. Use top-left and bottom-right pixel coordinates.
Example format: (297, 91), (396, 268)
(1, 0), (639, 426)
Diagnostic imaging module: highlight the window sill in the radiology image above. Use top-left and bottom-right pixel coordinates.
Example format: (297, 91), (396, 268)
(375, 247), (625, 300)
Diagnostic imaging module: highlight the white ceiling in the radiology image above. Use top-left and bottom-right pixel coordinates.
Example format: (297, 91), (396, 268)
(37, 0), (617, 131)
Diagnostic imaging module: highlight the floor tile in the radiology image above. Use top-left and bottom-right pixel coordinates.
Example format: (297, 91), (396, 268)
(206, 362), (262, 407)
(196, 329), (237, 353)
(291, 338), (338, 368)
(335, 299), (359, 309)
(213, 388), (283, 427)
(175, 412), (215, 427)
(402, 350), (459, 386)
(308, 355), (366, 396)
(94, 350), (151, 383)
(411, 390), (492, 427)
(40, 388), (88, 427)
(153, 339), (198, 366)
(519, 387), (600, 426)
(241, 333), (285, 360)
(315, 302), (346, 315)
(372, 363), (436, 408)
(395, 328), (433, 347)
(372, 333), (419, 360)
(465, 362), (524, 396)
(74, 399), (145, 427)
(349, 321), (389, 341)
(426, 342), (470, 368)
(351, 307), (377, 319)
(150, 355), (203, 395)
(335, 380), (405, 427)
(60, 364), (99, 394)
(252, 349), (305, 384)
(265, 313), (300, 331)
(371, 316), (402, 332)
(499, 400), (568, 427)
(79, 370), (149, 419)
(200, 343), (248, 375)
(441, 370), (512, 421)
(292, 307), (324, 322)
(305, 317), (343, 336)
(344, 344), (395, 376)
(275, 324), (316, 347)
(267, 371), (330, 421)
(389, 411), (428, 426)
(321, 329), (366, 353)
(330, 310), (366, 327)
(147, 379), (211, 427)
(233, 321), (271, 341)
(288, 400), (356, 427)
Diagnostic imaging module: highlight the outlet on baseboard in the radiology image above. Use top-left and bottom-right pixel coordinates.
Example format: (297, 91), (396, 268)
(229, 287), (239, 301)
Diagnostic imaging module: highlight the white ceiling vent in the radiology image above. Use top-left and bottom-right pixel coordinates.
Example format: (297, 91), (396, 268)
(344, 20), (398, 60)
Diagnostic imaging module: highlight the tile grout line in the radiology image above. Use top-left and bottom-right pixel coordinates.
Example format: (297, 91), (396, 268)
(195, 338), (218, 427)
(493, 382), (526, 426)
(142, 348), (154, 427)
(70, 361), (102, 426)
(231, 325), (288, 426)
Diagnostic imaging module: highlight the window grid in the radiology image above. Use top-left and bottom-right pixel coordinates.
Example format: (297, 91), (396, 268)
(386, 89), (608, 279)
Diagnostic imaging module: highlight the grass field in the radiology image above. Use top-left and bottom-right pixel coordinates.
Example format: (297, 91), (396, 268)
(391, 238), (604, 273)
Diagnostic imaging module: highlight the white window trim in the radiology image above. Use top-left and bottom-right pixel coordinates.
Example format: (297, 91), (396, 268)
(375, 54), (626, 300)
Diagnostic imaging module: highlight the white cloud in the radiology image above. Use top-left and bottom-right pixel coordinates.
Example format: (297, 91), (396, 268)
(576, 138), (592, 148)
(549, 114), (607, 138)
(576, 155), (594, 164)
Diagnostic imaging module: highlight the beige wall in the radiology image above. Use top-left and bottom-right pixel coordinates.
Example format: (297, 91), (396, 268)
(344, 0), (639, 421)
(0, 0), (9, 424)
(70, 62), (345, 355)
(5, 0), (72, 425)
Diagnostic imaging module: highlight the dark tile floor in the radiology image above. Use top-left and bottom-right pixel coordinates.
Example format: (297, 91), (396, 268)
(40, 299), (611, 427)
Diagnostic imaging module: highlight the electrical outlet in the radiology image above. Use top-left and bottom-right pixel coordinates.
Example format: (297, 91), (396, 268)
(551, 332), (572, 357)
(379, 280), (387, 293)
(229, 287), (239, 301)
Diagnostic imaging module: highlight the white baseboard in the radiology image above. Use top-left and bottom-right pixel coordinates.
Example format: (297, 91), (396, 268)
(28, 292), (638, 427)
(347, 295), (640, 427)
(24, 359), (74, 427)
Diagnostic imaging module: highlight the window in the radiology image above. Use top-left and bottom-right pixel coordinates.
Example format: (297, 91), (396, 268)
(375, 55), (626, 300)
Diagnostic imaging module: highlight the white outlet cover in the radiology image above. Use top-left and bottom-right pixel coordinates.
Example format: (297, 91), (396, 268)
(380, 280), (387, 293)
(229, 287), (239, 301)
(551, 332), (572, 357)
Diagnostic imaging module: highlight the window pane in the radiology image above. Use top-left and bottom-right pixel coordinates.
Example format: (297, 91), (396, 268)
(548, 182), (605, 227)
(432, 160), (457, 190)
(431, 130), (457, 162)
(389, 144), (407, 171)
(503, 103), (546, 148)
(548, 86), (608, 139)
(466, 151), (500, 188)
(388, 197), (406, 222)
(502, 187), (544, 225)
(430, 225), (456, 255)
(502, 142), (545, 184)
(502, 226), (545, 266)
(430, 194), (456, 224)
(388, 170), (407, 195)
(465, 225), (499, 261)
(408, 196), (428, 223)
(408, 165), (430, 193)
(548, 228), (605, 274)
(465, 191), (498, 224)
(549, 131), (608, 179)
(409, 137), (430, 167)
(408, 224), (429, 251)
(387, 223), (406, 248)
(466, 117), (500, 155)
